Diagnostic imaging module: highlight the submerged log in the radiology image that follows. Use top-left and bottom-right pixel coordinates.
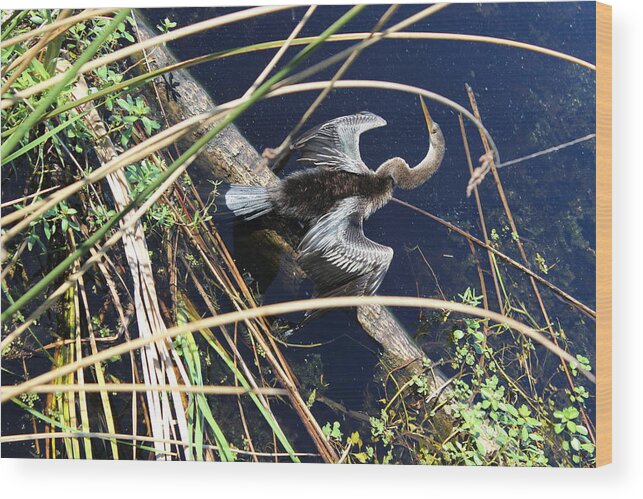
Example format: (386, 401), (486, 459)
(130, 13), (459, 440)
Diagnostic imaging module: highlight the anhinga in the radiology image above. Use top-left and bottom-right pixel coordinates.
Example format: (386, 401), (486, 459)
(225, 102), (446, 299)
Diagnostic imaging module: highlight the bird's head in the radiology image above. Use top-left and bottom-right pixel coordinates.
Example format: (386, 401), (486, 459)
(421, 96), (444, 145)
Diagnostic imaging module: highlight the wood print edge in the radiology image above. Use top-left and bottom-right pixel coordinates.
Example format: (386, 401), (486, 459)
(595, 0), (612, 467)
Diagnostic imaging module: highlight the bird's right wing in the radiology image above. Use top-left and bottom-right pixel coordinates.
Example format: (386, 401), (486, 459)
(298, 197), (394, 298)
(293, 112), (387, 175)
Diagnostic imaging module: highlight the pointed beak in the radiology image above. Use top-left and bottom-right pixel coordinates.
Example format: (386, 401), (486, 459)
(419, 96), (435, 135)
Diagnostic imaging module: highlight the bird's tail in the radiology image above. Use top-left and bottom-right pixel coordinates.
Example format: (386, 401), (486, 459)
(224, 184), (273, 220)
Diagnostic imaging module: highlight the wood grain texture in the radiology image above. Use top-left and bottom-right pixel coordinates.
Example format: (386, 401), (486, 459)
(596, 1), (612, 467)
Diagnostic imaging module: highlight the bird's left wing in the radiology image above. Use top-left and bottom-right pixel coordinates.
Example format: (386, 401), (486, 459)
(298, 197), (394, 298)
(293, 112), (386, 175)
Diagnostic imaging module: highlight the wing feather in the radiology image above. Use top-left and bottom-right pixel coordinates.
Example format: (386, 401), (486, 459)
(293, 112), (387, 175)
(298, 197), (393, 298)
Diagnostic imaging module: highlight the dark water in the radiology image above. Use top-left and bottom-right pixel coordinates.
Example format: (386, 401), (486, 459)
(3, 3), (597, 459)
(143, 2), (596, 406)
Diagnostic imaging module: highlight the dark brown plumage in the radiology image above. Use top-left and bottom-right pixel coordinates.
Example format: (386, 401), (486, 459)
(269, 168), (394, 224)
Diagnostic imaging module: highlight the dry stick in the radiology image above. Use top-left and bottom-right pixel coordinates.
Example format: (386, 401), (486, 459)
(464, 84), (595, 444)
(0, 6), (292, 110)
(375, 31), (594, 69)
(391, 198), (595, 319)
(0, 295), (595, 405)
(468, 241), (489, 308)
(269, 4), (401, 169)
(70, 260), (92, 458)
(459, 114), (505, 314)
(243, 5), (317, 98)
(235, 365), (258, 462)
(76, 270), (120, 459)
(497, 134), (596, 169)
(460, 114), (505, 380)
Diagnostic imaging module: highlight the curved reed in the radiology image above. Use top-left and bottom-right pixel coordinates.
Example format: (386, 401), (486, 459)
(1, 294), (595, 404)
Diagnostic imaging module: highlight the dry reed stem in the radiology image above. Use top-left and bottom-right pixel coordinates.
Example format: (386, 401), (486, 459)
(0, 185), (60, 209)
(379, 31), (594, 69)
(77, 268), (120, 458)
(15, 383), (288, 396)
(0, 431), (318, 459)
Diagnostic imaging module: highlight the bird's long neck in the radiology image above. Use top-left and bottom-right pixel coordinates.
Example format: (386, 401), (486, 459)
(376, 131), (446, 190)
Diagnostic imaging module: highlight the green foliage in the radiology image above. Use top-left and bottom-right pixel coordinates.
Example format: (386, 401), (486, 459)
(322, 421), (343, 441)
(156, 17), (177, 33)
(111, 94), (160, 146)
(318, 287), (595, 467)
(18, 200), (80, 252)
(125, 159), (176, 231)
